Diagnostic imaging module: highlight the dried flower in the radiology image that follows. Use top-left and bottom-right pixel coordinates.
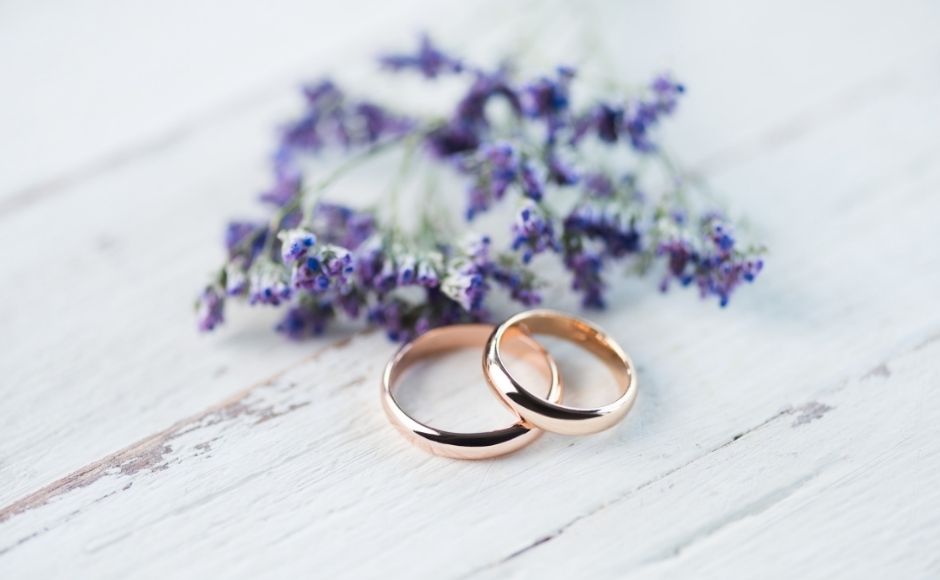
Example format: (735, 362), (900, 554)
(277, 297), (335, 339)
(511, 202), (560, 263)
(196, 285), (225, 331)
(279, 228), (317, 263)
(225, 221), (266, 257)
(658, 215), (764, 307)
(248, 260), (292, 306)
(197, 35), (765, 341)
(564, 249), (606, 309)
(379, 34), (464, 78)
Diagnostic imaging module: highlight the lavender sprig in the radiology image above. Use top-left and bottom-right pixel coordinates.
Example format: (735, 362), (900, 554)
(196, 35), (765, 341)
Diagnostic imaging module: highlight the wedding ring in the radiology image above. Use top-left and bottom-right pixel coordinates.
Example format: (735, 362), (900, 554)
(382, 324), (562, 459)
(484, 309), (637, 435)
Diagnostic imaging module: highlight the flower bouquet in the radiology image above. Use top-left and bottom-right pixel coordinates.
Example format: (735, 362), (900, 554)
(197, 36), (764, 341)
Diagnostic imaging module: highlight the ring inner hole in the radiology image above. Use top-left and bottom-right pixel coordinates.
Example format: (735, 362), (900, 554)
(516, 333), (624, 409)
(396, 336), (552, 432)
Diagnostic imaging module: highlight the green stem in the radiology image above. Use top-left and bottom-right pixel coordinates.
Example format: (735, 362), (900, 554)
(301, 135), (410, 225)
(385, 133), (423, 231)
(226, 135), (414, 263)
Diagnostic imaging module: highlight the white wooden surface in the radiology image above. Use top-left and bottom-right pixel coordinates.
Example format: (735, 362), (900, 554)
(2, 1), (940, 578)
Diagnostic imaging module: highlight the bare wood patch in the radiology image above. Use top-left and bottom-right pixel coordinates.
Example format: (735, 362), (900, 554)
(0, 332), (365, 525)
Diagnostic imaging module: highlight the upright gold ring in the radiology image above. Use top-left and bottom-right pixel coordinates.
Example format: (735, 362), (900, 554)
(382, 323), (563, 459)
(484, 309), (637, 435)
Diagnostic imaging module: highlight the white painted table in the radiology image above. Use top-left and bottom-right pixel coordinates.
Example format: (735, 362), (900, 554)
(2, 1), (939, 577)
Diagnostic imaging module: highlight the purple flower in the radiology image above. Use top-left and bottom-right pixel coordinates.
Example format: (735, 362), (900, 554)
(353, 238), (386, 290)
(320, 246), (355, 279)
(456, 71), (521, 126)
(367, 294), (467, 342)
(564, 204), (641, 257)
(198, 36), (764, 341)
(520, 161), (545, 201)
(491, 259), (542, 306)
(224, 258), (249, 296)
(711, 222), (735, 253)
(622, 74), (685, 152)
(282, 79), (413, 154)
(657, 217), (763, 306)
(374, 257), (399, 293)
(354, 102), (415, 143)
(451, 266), (487, 312)
(367, 298), (405, 340)
(291, 256), (330, 292)
(282, 81), (345, 151)
(511, 202), (560, 263)
(594, 103), (623, 143)
(291, 245), (355, 292)
(196, 286), (225, 331)
(571, 74), (684, 152)
(248, 262), (292, 306)
(522, 66), (575, 119)
(441, 236), (492, 313)
(426, 122), (481, 158)
(302, 79), (343, 107)
(658, 238), (696, 287)
(574, 205), (640, 255)
(312, 202), (376, 250)
(564, 249), (606, 309)
(463, 142), (520, 219)
(281, 112), (323, 151)
(225, 221), (266, 257)
(546, 149), (579, 186)
(622, 101), (661, 152)
(335, 287), (366, 318)
(276, 298), (335, 339)
(464, 235), (492, 266)
(465, 185), (491, 221)
(416, 258), (440, 287)
(379, 34), (464, 78)
(584, 173), (615, 197)
(484, 142), (519, 197)
(426, 71), (522, 161)
(261, 147), (303, 206)
(279, 229), (317, 263)
(395, 254), (417, 285)
(523, 67), (575, 144)
(650, 73), (685, 114)
(561, 202), (642, 307)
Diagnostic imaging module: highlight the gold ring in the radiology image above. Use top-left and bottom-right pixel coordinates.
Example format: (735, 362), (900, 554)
(484, 309), (637, 435)
(381, 323), (562, 459)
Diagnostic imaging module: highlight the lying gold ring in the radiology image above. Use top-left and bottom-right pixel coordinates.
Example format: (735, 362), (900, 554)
(484, 309), (637, 435)
(382, 323), (562, 459)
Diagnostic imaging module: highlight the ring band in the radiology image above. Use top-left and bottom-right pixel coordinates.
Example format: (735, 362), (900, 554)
(484, 309), (637, 435)
(381, 323), (563, 459)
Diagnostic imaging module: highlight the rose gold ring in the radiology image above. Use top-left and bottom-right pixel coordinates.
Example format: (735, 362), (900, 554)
(381, 323), (562, 459)
(484, 309), (637, 435)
